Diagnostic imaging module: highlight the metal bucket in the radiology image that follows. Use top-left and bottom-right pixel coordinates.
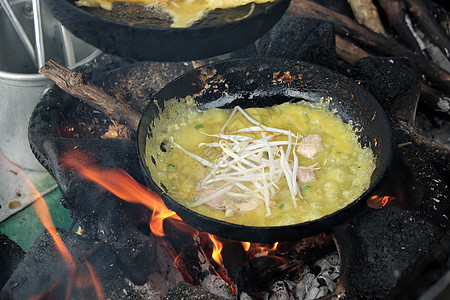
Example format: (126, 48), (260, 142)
(0, 0), (101, 171)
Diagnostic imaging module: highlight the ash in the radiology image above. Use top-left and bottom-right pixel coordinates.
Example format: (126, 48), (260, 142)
(295, 253), (340, 300)
(239, 252), (340, 300)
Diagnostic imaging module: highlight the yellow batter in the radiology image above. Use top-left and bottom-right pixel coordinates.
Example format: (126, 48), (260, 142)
(75, 0), (274, 27)
(146, 99), (375, 226)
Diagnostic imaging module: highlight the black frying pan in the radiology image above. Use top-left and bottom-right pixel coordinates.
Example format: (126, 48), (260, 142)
(137, 57), (393, 242)
(42, 0), (290, 61)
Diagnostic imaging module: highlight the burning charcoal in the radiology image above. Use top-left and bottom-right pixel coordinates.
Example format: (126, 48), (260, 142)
(221, 241), (256, 298)
(200, 274), (233, 299)
(145, 244), (185, 298)
(194, 239), (233, 299)
(249, 256), (292, 285)
(257, 16), (337, 70)
(324, 252), (339, 268)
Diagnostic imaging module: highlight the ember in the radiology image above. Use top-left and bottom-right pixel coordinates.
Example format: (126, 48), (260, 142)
(367, 195), (397, 209)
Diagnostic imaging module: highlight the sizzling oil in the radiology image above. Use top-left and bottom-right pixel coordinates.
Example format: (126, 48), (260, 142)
(146, 100), (376, 226)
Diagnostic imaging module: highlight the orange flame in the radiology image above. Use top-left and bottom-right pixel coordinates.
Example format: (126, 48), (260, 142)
(208, 234), (223, 266)
(241, 241), (251, 252)
(367, 195), (396, 209)
(2, 153), (108, 300)
(60, 150), (181, 237)
(270, 242), (279, 251)
(174, 251), (183, 269)
(0, 152), (77, 300)
(241, 242), (279, 259)
(83, 259), (105, 300)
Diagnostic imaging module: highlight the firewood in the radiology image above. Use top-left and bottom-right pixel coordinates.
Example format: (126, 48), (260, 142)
(287, 0), (450, 93)
(335, 34), (372, 65)
(420, 82), (450, 116)
(405, 0), (450, 59)
(346, 0), (386, 35)
(220, 239), (256, 298)
(377, 0), (423, 54)
(39, 59), (141, 132)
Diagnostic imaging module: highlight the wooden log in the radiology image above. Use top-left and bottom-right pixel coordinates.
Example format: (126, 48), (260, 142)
(406, 0), (450, 59)
(346, 0), (386, 35)
(427, 2), (450, 37)
(335, 34), (372, 65)
(39, 59), (141, 132)
(385, 80), (421, 127)
(287, 0), (450, 93)
(420, 82), (450, 117)
(220, 239), (256, 298)
(377, 0), (423, 54)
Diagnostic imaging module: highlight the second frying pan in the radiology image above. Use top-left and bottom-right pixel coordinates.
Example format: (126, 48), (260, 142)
(42, 0), (291, 61)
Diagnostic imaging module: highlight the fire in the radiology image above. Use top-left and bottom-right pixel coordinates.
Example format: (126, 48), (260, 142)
(59, 150), (200, 284)
(60, 150), (182, 237)
(367, 194), (396, 209)
(241, 241), (251, 251)
(241, 242), (279, 259)
(174, 251), (183, 269)
(1, 152), (104, 300)
(208, 234), (224, 266)
(1, 152), (76, 300)
(83, 259), (105, 300)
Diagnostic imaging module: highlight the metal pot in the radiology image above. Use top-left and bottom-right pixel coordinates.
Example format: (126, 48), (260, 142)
(0, 0), (100, 171)
(137, 57), (393, 242)
(42, 0), (291, 61)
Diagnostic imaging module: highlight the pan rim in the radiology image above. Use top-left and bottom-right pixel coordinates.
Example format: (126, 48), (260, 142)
(137, 57), (393, 241)
(59, 0), (290, 31)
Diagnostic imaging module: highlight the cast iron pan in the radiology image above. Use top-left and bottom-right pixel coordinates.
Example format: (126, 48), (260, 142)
(137, 57), (393, 242)
(42, 0), (290, 61)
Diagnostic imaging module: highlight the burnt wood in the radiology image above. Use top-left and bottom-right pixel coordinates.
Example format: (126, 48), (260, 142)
(347, 0), (386, 35)
(335, 34), (372, 65)
(287, 0), (450, 94)
(39, 60), (141, 132)
(406, 0), (450, 58)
